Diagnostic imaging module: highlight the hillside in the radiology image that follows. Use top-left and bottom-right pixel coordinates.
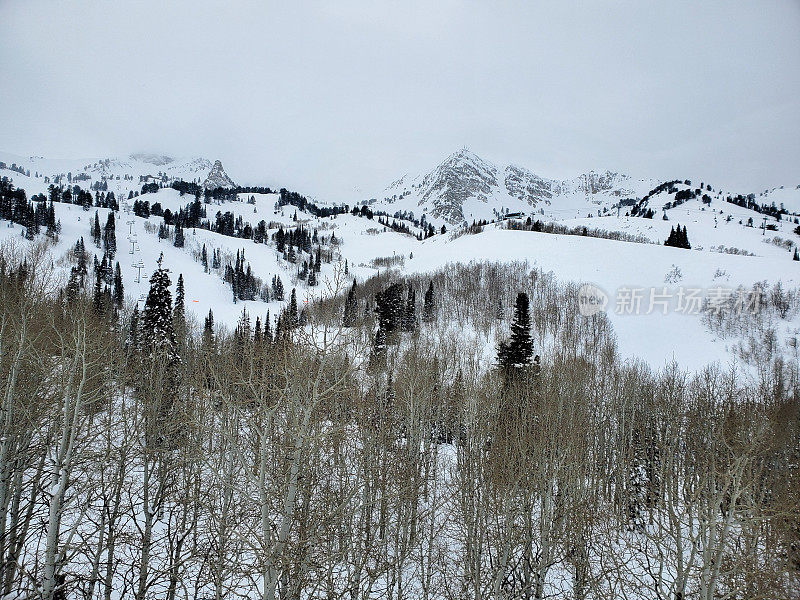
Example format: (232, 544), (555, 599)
(3, 165), (800, 369)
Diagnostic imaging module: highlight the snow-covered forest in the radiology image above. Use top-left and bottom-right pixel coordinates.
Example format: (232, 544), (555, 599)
(1, 240), (798, 600)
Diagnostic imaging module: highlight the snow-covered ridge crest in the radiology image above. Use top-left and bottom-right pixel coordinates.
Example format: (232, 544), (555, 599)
(364, 148), (650, 225)
(0, 150), (222, 197)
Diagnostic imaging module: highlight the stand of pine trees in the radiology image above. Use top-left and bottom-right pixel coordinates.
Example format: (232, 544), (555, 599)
(224, 250), (260, 302)
(664, 224), (691, 249)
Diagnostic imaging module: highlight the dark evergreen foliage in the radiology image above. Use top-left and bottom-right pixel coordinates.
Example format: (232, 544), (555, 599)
(375, 283), (404, 334)
(664, 224), (691, 249)
(401, 284), (416, 332)
(272, 275), (284, 301)
(343, 280), (358, 327)
(423, 280), (436, 323)
(113, 262), (124, 308)
(497, 292), (533, 370)
(102, 212), (116, 257)
(289, 288), (299, 328)
(174, 274), (186, 346)
(173, 222), (185, 248)
(142, 253), (179, 362)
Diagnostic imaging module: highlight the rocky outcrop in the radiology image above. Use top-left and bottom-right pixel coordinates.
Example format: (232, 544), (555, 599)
(203, 160), (235, 189)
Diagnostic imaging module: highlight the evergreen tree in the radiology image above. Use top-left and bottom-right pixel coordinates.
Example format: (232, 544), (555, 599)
(92, 267), (104, 315)
(65, 267), (81, 304)
(127, 305), (140, 352)
(98, 253), (112, 285)
(74, 238), (88, 286)
(272, 275), (284, 301)
(308, 268), (317, 287)
(102, 212), (116, 256)
(174, 221), (185, 248)
(254, 316), (262, 346)
(289, 288), (299, 328)
(665, 224), (691, 249)
(202, 309), (215, 351)
(343, 279), (358, 327)
(91, 211), (102, 247)
(235, 307), (252, 352)
(142, 253), (178, 361)
(46, 200), (58, 239)
(275, 228), (286, 253)
(173, 274), (186, 346)
(263, 310), (272, 345)
(113, 262), (124, 308)
(401, 284), (416, 332)
(794, 248), (799, 261)
(201, 244), (208, 272)
(314, 246), (322, 272)
(375, 283), (404, 334)
(423, 280), (436, 323)
(497, 292), (533, 370)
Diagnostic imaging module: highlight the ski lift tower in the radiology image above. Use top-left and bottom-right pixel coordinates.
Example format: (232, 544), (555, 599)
(132, 259), (145, 283)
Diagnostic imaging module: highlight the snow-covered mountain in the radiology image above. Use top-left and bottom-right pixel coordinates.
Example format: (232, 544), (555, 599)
(202, 160), (236, 189)
(363, 149), (656, 225)
(0, 151), (219, 198)
(2, 146), (800, 368)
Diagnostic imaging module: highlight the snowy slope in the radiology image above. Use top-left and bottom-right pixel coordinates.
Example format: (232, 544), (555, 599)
(3, 150), (800, 371)
(759, 183), (800, 213)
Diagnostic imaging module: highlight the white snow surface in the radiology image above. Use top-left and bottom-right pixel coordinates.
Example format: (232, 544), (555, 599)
(3, 150), (800, 372)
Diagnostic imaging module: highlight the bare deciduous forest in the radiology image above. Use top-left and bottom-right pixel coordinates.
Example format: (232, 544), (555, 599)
(1, 242), (798, 600)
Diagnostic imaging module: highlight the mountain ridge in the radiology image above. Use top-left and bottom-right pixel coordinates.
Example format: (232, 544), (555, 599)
(363, 148), (655, 225)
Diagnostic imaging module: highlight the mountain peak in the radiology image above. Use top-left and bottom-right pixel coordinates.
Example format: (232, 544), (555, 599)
(439, 147), (491, 169)
(366, 149), (651, 225)
(203, 160), (236, 189)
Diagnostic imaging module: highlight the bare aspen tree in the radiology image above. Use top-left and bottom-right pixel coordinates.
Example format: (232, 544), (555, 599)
(41, 302), (111, 600)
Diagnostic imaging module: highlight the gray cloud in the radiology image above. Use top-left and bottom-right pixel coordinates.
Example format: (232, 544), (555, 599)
(1, 0), (798, 200)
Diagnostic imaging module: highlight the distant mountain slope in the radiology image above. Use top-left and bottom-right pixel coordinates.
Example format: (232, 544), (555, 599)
(0, 151), (217, 198)
(363, 148), (656, 225)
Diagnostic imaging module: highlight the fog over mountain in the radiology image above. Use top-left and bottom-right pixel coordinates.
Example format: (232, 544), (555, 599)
(1, 1), (798, 201)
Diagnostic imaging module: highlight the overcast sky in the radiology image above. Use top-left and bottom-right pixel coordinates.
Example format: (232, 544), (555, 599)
(1, 1), (798, 201)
